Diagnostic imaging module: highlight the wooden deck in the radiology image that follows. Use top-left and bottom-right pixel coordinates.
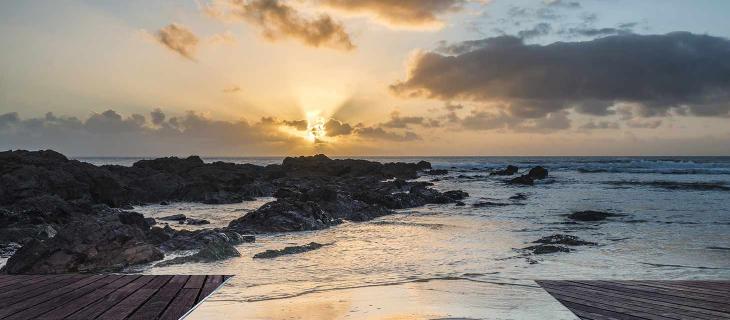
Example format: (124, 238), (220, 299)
(537, 280), (730, 320)
(0, 274), (231, 320)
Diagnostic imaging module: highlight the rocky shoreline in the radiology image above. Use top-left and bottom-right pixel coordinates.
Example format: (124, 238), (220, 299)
(0, 150), (469, 274)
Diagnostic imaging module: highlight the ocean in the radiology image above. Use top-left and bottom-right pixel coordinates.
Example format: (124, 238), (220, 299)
(75, 156), (730, 318)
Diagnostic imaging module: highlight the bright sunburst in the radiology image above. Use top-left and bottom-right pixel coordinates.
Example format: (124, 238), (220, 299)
(306, 112), (327, 143)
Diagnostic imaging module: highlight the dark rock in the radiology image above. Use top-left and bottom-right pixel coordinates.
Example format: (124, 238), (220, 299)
(186, 218), (210, 225)
(443, 190), (469, 200)
(159, 214), (187, 221)
(228, 199), (340, 233)
(118, 211), (151, 230)
(473, 201), (513, 207)
(567, 211), (620, 221)
(159, 201), (169, 206)
(2, 219), (163, 274)
(508, 175), (534, 186)
(144, 218), (157, 226)
(524, 244), (571, 255)
(253, 242), (330, 259)
(491, 165), (519, 176)
(455, 201), (466, 206)
(424, 169), (448, 175)
(533, 234), (596, 246)
(527, 166), (548, 180)
(155, 235), (241, 267)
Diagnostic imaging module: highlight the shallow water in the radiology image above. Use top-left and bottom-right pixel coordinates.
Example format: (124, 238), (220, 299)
(87, 157), (730, 315)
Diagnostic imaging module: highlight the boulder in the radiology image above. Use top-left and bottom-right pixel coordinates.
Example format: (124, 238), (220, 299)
(491, 165), (519, 176)
(567, 211), (620, 221)
(186, 218), (210, 225)
(527, 166), (548, 179)
(253, 242), (330, 259)
(2, 219), (163, 274)
(159, 214), (187, 221)
(523, 244), (571, 255)
(228, 199), (340, 233)
(155, 235), (241, 267)
(424, 169), (448, 175)
(508, 175), (534, 186)
(533, 234), (596, 246)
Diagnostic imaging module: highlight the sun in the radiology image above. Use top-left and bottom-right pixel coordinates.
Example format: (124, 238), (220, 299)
(305, 112), (327, 143)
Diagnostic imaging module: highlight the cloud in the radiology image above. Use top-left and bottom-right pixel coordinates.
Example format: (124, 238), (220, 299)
(354, 126), (421, 141)
(458, 108), (570, 133)
(0, 109), (307, 156)
(207, 0), (354, 51)
(392, 32), (730, 119)
(559, 24), (635, 38)
(154, 23), (199, 60)
(517, 22), (551, 39)
(381, 110), (439, 129)
(324, 118), (353, 137)
(626, 119), (662, 129)
(579, 120), (620, 130)
(223, 85), (242, 93)
(319, 0), (466, 29)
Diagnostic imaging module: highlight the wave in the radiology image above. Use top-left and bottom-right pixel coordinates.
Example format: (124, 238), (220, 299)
(212, 275), (540, 303)
(604, 180), (730, 191)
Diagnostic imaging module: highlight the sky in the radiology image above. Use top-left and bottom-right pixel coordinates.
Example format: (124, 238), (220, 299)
(1, 0), (730, 156)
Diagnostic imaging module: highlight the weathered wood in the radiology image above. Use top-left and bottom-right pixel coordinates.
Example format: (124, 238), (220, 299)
(0, 275), (106, 318)
(158, 276), (207, 320)
(197, 275), (223, 304)
(36, 275), (142, 320)
(96, 275), (173, 320)
(127, 275), (189, 320)
(538, 281), (730, 320)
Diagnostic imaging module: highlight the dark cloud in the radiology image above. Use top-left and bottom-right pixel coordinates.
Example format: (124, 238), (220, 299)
(459, 108), (570, 133)
(0, 109), (303, 156)
(319, 0), (466, 28)
(150, 108), (166, 126)
(381, 111), (439, 129)
(579, 121), (619, 130)
(154, 23), (199, 60)
(517, 22), (551, 39)
(392, 32), (730, 118)
(559, 25), (634, 38)
(354, 126), (421, 141)
(209, 0), (354, 51)
(324, 118), (353, 137)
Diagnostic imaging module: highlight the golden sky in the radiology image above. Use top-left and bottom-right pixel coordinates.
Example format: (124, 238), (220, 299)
(1, 0), (730, 156)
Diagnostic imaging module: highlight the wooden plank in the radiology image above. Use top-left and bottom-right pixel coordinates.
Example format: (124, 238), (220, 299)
(5, 275), (122, 320)
(0, 274), (231, 320)
(0, 275), (38, 290)
(628, 281), (730, 298)
(66, 275), (156, 320)
(539, 281), (725, 320)
(589, 281), (730, 310)
(127, 275), (189, 320)
(607, 281), (730, 304)
(571, 281), (730, 313)
(0, 274), (107, 318)
(96, 275), (173, 320)
(538, 281), (730, 320)
(158, 276), (206, 320)
(36, 275), (142, 320)
(539, 282), (715, 320)
(0, 275), (72, 301)
(197, 275), (223, 304)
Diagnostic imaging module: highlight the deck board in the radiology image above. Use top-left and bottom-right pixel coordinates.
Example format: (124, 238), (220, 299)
(0, 274), (231, 320)
(538, 280), (730, 320)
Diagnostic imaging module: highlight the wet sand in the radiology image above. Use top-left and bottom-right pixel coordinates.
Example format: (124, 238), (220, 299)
(187, 279), (579, 320)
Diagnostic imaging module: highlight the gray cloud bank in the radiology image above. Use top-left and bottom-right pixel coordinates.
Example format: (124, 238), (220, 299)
(0, 109), (427, 156)
(394, 32), (730, 119)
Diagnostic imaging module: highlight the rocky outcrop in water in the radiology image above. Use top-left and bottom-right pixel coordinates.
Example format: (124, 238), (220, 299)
(0, 150), (466, 273)
(508, 166), (549, 186)
(253, 242), (331, 259)
(491, 165), (518, 176)
(567, 211), (621, 221)
(1, 212), (163, 274)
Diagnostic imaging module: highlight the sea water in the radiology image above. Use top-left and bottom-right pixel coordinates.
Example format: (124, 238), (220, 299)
(79, 157), (730, 316)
